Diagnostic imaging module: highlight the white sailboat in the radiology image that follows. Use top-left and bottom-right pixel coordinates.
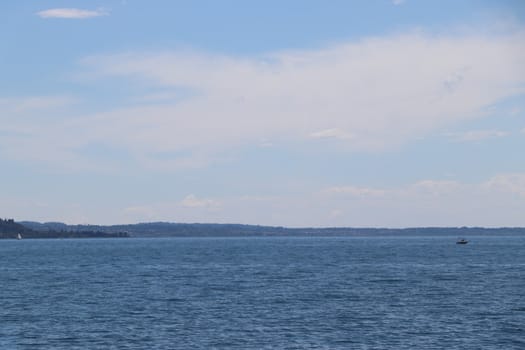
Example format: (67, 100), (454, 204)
(17, 233), (22, 240)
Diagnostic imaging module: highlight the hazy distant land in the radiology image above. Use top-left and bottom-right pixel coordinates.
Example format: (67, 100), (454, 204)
(0, 219), (522, 239)
(0, 218), (128, 239)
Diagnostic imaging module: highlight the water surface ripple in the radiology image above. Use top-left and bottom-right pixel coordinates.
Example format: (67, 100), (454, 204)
(1, 236), (524, 349)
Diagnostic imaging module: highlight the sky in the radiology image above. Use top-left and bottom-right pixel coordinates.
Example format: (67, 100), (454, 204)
(1, 0), (525, 227)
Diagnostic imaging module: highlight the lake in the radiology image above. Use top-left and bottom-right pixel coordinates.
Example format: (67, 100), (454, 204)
(1, 236), (524, 349)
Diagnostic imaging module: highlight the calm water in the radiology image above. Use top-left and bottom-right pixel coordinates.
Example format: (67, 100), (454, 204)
(1, 236), (524, 349)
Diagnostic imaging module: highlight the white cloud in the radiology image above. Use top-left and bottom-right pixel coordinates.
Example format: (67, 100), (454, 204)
(3, 27), (525, 170)
(0, 96), (75, 113)
(259, 139), (274, 148)
(408, 180), (462, 196)
(37, 8), (109, 19)
(331, 176), (522, 201)
(79, 29), (524, 153)
(139, 91), (181, 102)
(392, 0), (406, 6)
(180, 194), (220, 208)
(309, 174), (525, 226)
(446, 129), (508, 142)
(483, 173), (525, 197)
(443, 68), (467, 92)
(15, 174), (525, 226)
(321, 180), (462, 200)
(310, 128), (354, 140)
(115, 174), (525, 227)
(322, 186), (386, 197)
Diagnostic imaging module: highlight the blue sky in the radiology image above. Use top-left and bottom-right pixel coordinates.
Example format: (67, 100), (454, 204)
(1, 0), (524, 226)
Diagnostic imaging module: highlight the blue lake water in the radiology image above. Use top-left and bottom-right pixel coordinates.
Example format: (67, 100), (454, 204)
(1, 236), (524, 349)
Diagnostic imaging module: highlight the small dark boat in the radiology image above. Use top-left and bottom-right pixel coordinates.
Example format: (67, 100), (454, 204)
(456, 238), (468, 244)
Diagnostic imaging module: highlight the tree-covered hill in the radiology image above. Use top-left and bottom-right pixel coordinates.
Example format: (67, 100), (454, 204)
(1, 218), (128, 239)
(20, 220), (525, 238)
(0, 218), (33, 239)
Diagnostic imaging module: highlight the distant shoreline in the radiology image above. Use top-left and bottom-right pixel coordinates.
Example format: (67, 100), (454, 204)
(11, 220), (525, 239)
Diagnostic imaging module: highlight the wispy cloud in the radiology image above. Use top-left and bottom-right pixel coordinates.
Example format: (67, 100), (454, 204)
(392, 0), (406, 5)
(310, 128), (354, 140)
(322, 186), (386, 197)
(321, 176), (525, 203)
(0, 95), (75, 112)
(14, 174), (525, 226)
(313, 174), (525, 226)
(37, 8), (109, 19)
(118, 195), (222, 223)
(321, 180), (462, 199)
(446, 129), (508, 142)
(77, 28), (524, 157)
(180, 194), (220, 208)
(484, 173), (525, 197)
(3, 27), (525, 170)
(109, 174), (525, 227)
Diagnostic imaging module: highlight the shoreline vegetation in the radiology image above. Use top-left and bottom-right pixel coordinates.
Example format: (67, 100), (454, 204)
(0, 218), (128, 239)
(1, 218), (525, 239)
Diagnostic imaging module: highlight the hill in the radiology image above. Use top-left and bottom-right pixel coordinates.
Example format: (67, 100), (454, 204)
(19, 221), (525, 237)
(0, 218), (33, 239)
(1, 218), (128, 239)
